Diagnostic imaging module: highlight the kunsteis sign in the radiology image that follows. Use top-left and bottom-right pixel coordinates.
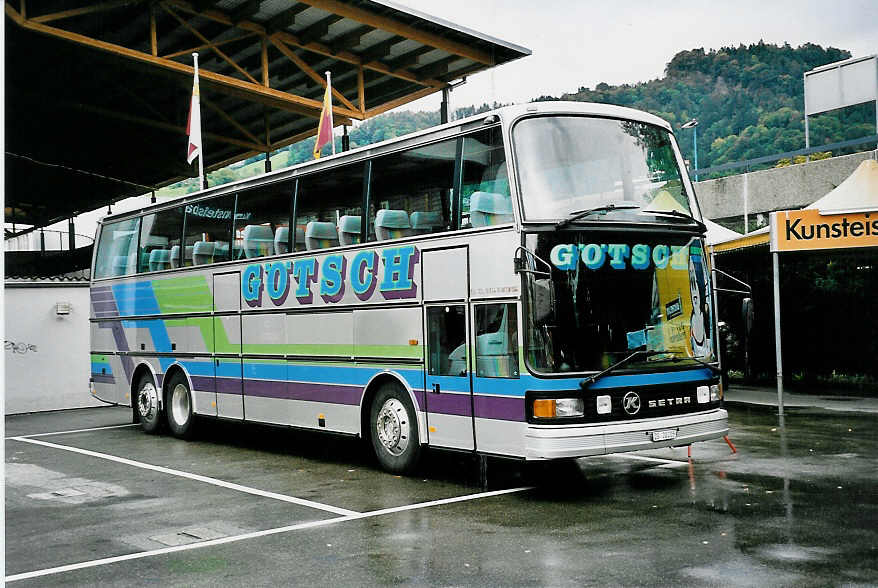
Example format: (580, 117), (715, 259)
(771, 209), (878, 252)
(241, 245), (420, 308)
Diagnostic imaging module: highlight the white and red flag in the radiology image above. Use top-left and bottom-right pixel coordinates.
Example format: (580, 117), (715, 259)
(187, 52), (204, 186)
(313, 71), (334, 159)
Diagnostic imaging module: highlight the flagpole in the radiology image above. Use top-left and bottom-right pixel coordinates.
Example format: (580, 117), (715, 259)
(194, 52), (205, 188)
(326, 71), (335, 155)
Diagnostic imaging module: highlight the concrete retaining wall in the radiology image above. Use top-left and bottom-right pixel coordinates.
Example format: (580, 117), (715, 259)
(696, 150), (878, 220)
(4, 281), (104, 414)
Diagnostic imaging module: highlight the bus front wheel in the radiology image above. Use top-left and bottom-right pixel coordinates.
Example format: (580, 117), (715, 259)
(370, 384), (421, 474)
(166, 372), (196, 439)
(136, 374), (162, 434)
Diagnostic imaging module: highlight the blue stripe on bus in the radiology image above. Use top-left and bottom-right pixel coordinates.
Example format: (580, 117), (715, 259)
(91, 362), (112, 375)
(112, 282), (160, 316)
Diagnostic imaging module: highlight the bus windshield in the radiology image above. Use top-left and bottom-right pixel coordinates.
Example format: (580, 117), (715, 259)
(514, 116), (696, 222)
(524, 231), (716, 374)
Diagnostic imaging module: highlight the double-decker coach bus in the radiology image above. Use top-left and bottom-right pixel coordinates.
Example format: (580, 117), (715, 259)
(90, 102), (728, 473)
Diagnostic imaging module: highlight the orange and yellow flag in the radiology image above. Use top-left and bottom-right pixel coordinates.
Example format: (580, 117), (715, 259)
(313, 74), (333, 159)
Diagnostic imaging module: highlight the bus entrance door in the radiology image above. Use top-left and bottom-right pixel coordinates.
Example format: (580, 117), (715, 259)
(422, 246), (473, 450)
(213, 272), (244, 419)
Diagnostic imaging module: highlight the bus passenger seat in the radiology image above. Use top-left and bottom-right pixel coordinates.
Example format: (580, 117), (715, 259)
(192, 241), (215, 265)
(375, 209), (411, 240)
(470, 192), (514, 227)
(274, 227), (290, 255)
(410, 211), (443, 235)
(337, 216), (362, 245)
(305, 221), (339, 250)
(242, 225), (274, 258)
(184, 245), (194, 266)
(213, 241), (229, 261)
(170, 245), (182, 269)
(148, 249), (171, 272)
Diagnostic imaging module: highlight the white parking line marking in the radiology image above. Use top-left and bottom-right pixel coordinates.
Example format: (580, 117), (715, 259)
(6, 423), (138, 440)
(5, 486), (532, 583)
(616, 454), (690, 468)
(9, 436), (359, 517)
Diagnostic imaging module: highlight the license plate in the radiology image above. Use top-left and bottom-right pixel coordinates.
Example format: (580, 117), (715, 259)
(651, 429), (677, 442)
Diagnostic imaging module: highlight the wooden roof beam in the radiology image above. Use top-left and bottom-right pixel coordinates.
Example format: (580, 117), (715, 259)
(5, 4), (362, 121)
(231, 0), (263, 23)
(265, 4), (309, 35)
(329, 24), (372, 53)
(163, 1), (445, 89)
(297, 14), (344, 45)
(295, 0), (494, 65)
(359, 36), (403, 64)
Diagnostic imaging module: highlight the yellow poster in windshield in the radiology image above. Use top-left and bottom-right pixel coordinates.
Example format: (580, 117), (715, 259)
(647, 240), (714, 359)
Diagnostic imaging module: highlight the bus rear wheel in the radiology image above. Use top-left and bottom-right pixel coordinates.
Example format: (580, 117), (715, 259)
(135, 374), (162, 434)
(370, 384), (421, 474)
(166, 372), (196, 439)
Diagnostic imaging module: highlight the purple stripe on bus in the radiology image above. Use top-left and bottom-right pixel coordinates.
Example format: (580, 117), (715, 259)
(189, 375), (213, 392)
(424, 392), (472, 417)
(216, 377), (242, 395)
(92, 374), (116, 384)
(412, 389), (426, 411)
(99, 321), (134, 383)
(91, 300), (119, 311)
(474, 395), (526, 422)
(243, 379), (362, 405)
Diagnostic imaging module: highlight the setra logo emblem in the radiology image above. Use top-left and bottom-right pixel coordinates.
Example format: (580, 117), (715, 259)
(622, 391), (641, 415)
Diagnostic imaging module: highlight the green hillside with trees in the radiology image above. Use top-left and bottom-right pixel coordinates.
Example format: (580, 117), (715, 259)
(544, 42), (874, 171)
(167, 42), (875, 196)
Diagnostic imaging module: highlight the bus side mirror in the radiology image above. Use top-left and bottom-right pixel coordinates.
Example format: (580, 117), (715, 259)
(532, 278), (555, 325)
(742, 298), (754, 336)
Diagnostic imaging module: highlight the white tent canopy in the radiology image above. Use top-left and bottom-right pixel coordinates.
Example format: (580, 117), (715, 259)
(704, 219), (742, 246)
(807, 159), (878, 214)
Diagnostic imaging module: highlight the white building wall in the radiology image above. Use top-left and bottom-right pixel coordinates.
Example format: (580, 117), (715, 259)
(4, 281), (104, 414)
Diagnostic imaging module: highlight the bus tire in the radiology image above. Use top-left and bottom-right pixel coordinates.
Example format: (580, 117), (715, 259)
(166, 371), (196, 439)
(135, 373), (162, 434)
(370, 383), (421, 474)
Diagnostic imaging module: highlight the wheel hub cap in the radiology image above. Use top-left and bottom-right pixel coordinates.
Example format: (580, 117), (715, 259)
(376, 399), (409, 456)
(138, 383), (158, 420)
(170, 383), (190, 426)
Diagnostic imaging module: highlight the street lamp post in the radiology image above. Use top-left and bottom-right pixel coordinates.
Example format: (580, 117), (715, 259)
(682, 119), (699, 181)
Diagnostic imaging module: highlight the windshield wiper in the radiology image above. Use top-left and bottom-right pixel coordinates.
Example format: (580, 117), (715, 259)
(579, 349), (720, 388)
(641, 209), (707, 233)
(555, 203), (641, 229)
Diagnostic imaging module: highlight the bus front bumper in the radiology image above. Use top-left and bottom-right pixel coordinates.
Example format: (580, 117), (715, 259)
(524, 408), (728, 460)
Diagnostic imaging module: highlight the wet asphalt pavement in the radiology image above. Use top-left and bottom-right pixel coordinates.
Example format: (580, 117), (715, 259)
(5, 402), (877, 586)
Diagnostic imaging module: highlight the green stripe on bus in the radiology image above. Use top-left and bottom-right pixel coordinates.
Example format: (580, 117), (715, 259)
(152, 275), (213, 314)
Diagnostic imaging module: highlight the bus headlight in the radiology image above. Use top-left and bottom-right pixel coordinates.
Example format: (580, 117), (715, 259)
(533, 398), (584, 419)
(596, 395), (612, 414)
(697, 385), (709, 403)
(710, 384), (722, 402)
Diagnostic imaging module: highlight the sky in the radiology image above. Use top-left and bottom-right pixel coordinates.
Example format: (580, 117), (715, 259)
(392, 0), (878, 112)
(18, 0), (877, 241)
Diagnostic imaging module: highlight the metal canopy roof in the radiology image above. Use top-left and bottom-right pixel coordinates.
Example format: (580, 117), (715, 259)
(5, 0), (530, 231)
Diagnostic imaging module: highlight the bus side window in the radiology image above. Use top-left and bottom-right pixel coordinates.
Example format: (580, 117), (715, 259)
(138, 207), (183, 273)
(368, 137), (456, 241)
(475, 303), (519, 378)
(427, 306), (467, 376)
(233, 182), (294, 259)
(183, 193), (236, 266)
(296, 163), (365, 251)
(461, 127), (511, 229)
(94, 217), (140, 279)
